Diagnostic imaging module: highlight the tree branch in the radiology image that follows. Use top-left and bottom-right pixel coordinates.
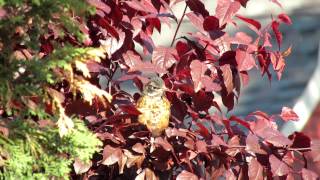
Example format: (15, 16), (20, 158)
(170, 4), (187, 47)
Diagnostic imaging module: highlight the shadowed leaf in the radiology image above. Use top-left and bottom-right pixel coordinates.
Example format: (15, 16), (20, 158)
(269, 155), (291, 176)
(177, 170), (198, 180)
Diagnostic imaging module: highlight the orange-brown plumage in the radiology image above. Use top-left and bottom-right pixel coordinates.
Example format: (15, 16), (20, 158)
(136, 77), (170, 136)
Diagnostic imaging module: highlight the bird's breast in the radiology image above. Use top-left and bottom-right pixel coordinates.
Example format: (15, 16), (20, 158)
(136, 95), (171, 136)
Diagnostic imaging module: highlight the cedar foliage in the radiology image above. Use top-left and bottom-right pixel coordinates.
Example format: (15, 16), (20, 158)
(0, 0), (104, 179)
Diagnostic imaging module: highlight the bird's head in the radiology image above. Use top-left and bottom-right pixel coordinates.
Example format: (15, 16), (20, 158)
(143, 77), (166, 97)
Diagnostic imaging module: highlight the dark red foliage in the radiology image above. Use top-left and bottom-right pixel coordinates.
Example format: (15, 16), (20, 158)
(40, 0), (319, 179)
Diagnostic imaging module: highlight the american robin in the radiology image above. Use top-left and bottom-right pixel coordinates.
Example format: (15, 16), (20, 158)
(136, 77), (171, 137)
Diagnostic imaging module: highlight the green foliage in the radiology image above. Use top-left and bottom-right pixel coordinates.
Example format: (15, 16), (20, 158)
(0, 0), (104, 179)
(0, 119), (102, 179)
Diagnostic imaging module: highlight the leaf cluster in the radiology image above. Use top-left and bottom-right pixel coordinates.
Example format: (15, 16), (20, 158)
(63, 0), (318, 179)
(0, 0), (319, 179)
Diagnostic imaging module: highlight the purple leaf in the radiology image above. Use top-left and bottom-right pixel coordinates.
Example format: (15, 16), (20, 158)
(177, 170), (199, 180)
(248, 158), (264, 180)
(272, 20), (282, 50)
(186, 0), (209, 18)
(235, 14), (261, 30)
(301, 168), (318, 180)
(215, 0), (241, 25)
(278, 13), (292, 25)
(236, 49), (256, 71)
(269, 155), (291, 176)
(190, 60), (221, 93)
(203, 16), (220, 31)
(152, 46), (177, 70)
(220, 64), (233, 94)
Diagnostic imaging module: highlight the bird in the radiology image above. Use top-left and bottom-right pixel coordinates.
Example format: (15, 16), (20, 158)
(136, 77), (171, 137)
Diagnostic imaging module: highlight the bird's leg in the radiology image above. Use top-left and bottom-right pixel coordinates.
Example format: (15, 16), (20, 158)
(150, 136), (155, 153)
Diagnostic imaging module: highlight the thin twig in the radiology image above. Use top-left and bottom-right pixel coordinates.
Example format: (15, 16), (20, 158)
(170, 4), (187, 47)
(287, 147), (312, 151)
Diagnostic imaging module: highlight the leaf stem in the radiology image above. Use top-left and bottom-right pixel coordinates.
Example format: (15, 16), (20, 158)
(170, 4), (187, 47)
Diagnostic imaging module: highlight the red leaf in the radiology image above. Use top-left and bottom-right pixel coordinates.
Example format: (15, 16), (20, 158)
(219, 51), (237, 66)
(87, 0), (111, 14)
(203, 16), (220, 31)
(262, 128), (292, 147)
(123, 50), (166, 73)
(186, 12), (205, 32)
(125, 0), (157, 13)
(272, 20), (282, 50)
(247, 110), (270, 121)
(97, 18), (119, 40)
(270, 52), (286, 80)
(301, 168), (318, 180)
(288, 132), (311, 150)
(248, 158), (264, 180)
(221, 90), (234, 112)
(246, 133), (266, 154)
(192, 90), (214, 111)
(278, 13), (292, 25)
(263, 32), (272, 47)
(134, 31), (155, 54)
(73, 158), (92, 174)
(190, 60), (221, 92)
(233, 32), (253, 45)
(251, 118), (292, 147)
(186, 0), (209, 18)
(123, 50), (142, 68)
(146, 17), (161, 34)
(220, 64), (233, 94)
(310, 140), (320, 162)
(269, 155), (291, 176)
(196, 140), (207, 153)
(116, 74), (149, 84)
(235, 0), (249, 7)
(236, 49), (256, 71)
(235, 14), (261, 30)
(280, 107), (299, 121)
(211, 134), (228, 146)
(102, 145), (123, 166)
(135, 168), (157, 180)
(240, 71), (249, 86)
(132, 143), (146, 154)
(257, 54), (271, 79)
(119, 105), (142, 115)
(215, 0), (241, 25)
(196, 122), (210, 139)
(167, 92), (188, 120)
(229, 116), (250, 129)
(154, 137), (173, 151)
(165, 128), (188, 138)
(152, 46), (177, 70)
(176, 41), (190, 56)
(86, 60), (107, 72)
(177, 170), (199, 180)
(226, 136), (241, 157)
